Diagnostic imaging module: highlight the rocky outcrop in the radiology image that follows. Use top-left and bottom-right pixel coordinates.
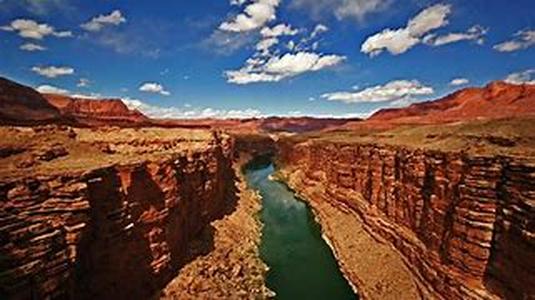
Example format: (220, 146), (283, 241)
(44, 94), (148, 126)
(276, 139), (535, 299)
(0, 133), (235, 299)
(0, 77), (61, 125)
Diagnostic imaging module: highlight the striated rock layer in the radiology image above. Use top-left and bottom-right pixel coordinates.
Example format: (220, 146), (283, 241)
(0, 129), (235, 299)
(276, 139), (535, 299)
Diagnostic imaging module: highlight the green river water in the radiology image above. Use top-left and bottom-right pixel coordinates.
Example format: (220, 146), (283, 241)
(243, 157), (357, 300)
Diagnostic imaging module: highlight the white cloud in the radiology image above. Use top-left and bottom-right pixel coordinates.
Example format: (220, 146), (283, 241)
(20, 42), (46, 51)
(449, 78), (469, 86)
(361, 4), (451, 56)
(494, 29), (535, 52)
(122, 98), (263, 119)
(36, 84), (69, 95)
(311, 24), (328, 38)
(226, 51), (345, 84)
(424, 25), (487, 46)
(219, 0), (281, 32)
(32, 66), (74, 78)
(504, 69), (535, 85)
(35, 83), (103, 98)
(256, 37), (279, 53)
(0, 19), (72, 40)
(290, 0), (392, 21)
(322, 80), (434, 103)
(77, 78), (90, 87)
(139, 82), (171, 96)
(260, 23), (299, 37)
(81, 10), (126, 32)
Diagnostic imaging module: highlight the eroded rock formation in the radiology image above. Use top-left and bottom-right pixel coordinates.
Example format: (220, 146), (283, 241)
(276, 139), (535, 299)
(0, 127), (235, 299)
(370, 81), (535, 124)
(44, 94), (148, 126)
(0, 77), (61, 125)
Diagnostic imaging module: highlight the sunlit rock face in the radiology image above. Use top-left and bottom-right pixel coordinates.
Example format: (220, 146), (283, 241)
(0, 127), (235, 299)
(277, 139), (535, 299)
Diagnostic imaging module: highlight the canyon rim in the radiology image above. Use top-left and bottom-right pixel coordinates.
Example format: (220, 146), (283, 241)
(1, 1), (535, 299)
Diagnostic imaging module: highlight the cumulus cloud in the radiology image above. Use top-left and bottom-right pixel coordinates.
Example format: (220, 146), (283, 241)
(290, 0), (392, 21)
(139, 82), (171, 96)
(32, 66), (74, 78)
(361, 4), (451, 56)
(123, 98), (263, 119)
(255, 23), (299, 55)
(81, 10), (126, 32)
(225, 18), (344, 84)
(494, 29), (535, 52)
(321, 80), (434, 103)
(260, 23), (299, 37)
(36, 84), (69, 95)
(449, 78), (469, 86)
(226, 51), (345, 84)
(219, 0), (281, 32)
(256, 37), (279, 53)
(504, 69), (535, 85)
(20, 43), (46, 51)
(0, 19), (72, 40)
(424, 25), (487, 46)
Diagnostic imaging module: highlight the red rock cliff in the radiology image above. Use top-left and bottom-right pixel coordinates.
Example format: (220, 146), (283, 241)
(0, 133), (235, 299)
(370, 81), (535, 124)
(44, 94), (148, 126)
(276, 139), (535, 299)
(0, 77), (61, 125)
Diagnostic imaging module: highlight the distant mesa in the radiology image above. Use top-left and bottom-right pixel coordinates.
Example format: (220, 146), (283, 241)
(43, 93), (148, 125)
(370, 81), (535, 123)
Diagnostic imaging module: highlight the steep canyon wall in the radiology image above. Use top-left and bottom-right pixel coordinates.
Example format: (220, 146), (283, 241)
(0, 135), (235, 299)
(277, 140), (535, 299)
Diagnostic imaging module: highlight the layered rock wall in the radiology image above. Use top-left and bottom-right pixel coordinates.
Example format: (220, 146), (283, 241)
(277, 140), (535, 299)
(0, 136), (234, 299)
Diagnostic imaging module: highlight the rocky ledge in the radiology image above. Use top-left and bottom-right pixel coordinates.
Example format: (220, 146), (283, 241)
(0, 126), (240, 299)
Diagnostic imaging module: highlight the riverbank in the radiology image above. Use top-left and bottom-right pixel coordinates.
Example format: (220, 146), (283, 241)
(158, 155), (272, 299)
(275, 167), (428, 300)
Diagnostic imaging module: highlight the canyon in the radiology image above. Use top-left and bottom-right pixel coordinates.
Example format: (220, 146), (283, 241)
(275, 118), (535, 299)
(0, 76), (534, 299)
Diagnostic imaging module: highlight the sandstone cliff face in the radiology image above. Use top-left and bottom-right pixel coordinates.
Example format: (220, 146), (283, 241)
(276, 139), (535, 299)
(0, 134), (235, 299)
(44, 94), (148, 126)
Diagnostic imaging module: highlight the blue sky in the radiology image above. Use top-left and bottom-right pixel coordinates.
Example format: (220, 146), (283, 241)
(0, 0), (534, 118)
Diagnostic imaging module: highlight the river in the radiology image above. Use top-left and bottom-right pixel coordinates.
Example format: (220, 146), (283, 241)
(243, 157), (356, 300)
